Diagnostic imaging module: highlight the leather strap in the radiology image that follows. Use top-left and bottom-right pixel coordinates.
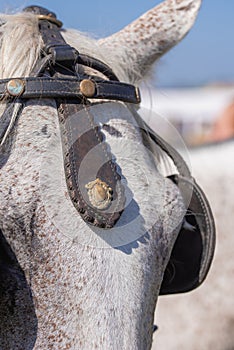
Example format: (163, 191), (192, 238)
(0, 77), (140, 104)
(23, 5), (128, 228)
(24, 6), (119, 82)
(57, 100), (125, 228)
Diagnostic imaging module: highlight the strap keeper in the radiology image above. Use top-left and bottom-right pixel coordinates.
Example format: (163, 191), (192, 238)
(48, 46), (79, 64)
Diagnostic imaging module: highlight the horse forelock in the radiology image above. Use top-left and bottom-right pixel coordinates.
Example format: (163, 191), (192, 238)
(0, 13), (42, 78)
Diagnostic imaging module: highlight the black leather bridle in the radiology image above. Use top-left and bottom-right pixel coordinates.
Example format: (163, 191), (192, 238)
(0, 6), (215, 295)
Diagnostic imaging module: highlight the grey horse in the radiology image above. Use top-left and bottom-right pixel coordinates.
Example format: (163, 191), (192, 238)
(0, 1), (214, 349)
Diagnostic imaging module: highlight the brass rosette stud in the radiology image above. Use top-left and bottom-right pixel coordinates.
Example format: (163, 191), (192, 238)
(85, 178), (113, 210)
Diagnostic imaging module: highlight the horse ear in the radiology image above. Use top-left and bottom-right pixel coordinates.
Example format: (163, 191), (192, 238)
(98, 0), (202, 83)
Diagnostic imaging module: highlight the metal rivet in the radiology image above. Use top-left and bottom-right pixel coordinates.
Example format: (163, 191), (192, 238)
(85, 178), (113, 210)
(80, 79), (96, 98)
(6, 79), (25, 97)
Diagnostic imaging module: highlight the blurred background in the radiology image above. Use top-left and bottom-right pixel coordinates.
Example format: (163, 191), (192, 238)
(1, 0), (233, 146)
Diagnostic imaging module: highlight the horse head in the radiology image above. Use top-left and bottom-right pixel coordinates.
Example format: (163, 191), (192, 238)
(0, 1), (215, 349)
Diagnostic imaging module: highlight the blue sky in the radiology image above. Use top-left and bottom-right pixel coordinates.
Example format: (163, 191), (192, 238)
(0, 0), (233, 87)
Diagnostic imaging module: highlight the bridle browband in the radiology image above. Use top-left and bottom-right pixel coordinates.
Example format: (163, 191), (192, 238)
(0, 76), (140, 104)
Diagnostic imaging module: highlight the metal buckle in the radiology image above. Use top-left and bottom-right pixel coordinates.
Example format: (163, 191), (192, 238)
(37, 14), (63, 28)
